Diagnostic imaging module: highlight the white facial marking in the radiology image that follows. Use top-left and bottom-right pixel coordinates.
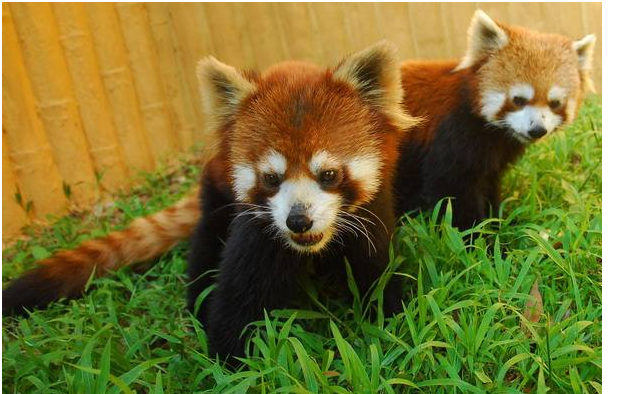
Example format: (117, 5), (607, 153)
(347, 153), (382, 199)
(504, 105), (563, 143)
(268, 177), (341, 252)
(481, 90), (506, 121)
(510, 83), (535, 102)
(548, 85), (567, 102)
(232, 164), (256, 201)
(258, 150), (287, 175)
(309, 150), (340, 174)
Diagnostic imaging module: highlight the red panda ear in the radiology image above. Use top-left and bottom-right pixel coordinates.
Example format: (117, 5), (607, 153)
(455, 10), (508, 71)
(573, 34), (596, 71)
(196, 56), (256, 129)
(573, 34), (597, 93)
(333, 40), (420, 131)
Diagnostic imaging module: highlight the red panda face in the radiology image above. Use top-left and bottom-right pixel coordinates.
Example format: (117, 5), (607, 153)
(196, 42), (419, 253)
(230, 77), (387, 252)
(456, 11), (596, 144)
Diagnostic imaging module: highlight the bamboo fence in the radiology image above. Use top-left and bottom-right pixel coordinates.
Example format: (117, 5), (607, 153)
(2, 2), (602, 240)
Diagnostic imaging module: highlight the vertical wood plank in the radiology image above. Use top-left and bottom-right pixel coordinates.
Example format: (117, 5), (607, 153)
(306, 3), (351, 65)
(374, 3), (417, 60)
(53, 3), (129, 193)
(115, 2), (179, 161)
(443, 2), (478, 58)
(476, 3), (512, 26)
(203, 3), (255, 67)
(147, 3), (199, 151)
(273, 3), (323, 63)
(241, 3), (288, 70)
(85, 3), (154, 174)
(166, 3), (217, 142)
(2, 3), (67, 219)
(581, 2), (602, 92)
(10, 2), (99, 207)
(341, 3), (382, 51)
(507, 3), (547, 30)
(2, 134), (31, 241)
(407, 3), (450, 59)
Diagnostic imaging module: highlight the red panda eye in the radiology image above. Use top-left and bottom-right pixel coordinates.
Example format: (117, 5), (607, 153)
(319, 170), (337, 185)
(263, 173), (281, 188)
(513, 96), (528, 107)
(549, 99), (561, 109)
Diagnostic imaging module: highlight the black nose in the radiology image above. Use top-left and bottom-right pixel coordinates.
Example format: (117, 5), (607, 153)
(286, 205), (313, 233)
(528, 126), (547, 139)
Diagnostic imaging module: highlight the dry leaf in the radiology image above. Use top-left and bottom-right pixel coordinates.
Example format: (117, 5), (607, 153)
(521, 280), (544, 335)
(322, 371), (339, 378)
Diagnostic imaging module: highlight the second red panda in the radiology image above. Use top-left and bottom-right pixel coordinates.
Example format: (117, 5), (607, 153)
(395, 10), (596, 229)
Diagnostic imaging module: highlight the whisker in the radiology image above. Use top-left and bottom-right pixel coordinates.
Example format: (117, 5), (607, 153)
(336, 211), (377, 255)
(341, 205), (389, 235)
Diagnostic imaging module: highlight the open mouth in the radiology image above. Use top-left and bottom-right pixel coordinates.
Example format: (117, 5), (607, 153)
(290, 232), (324, 246)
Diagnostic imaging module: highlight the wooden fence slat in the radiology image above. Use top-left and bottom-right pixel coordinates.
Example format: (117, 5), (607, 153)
(9, 2), (99, 208)
(341, 3), (383, 52)
(53, 3), (129, 193)
(273, 3), (323, 63)
(444, 2), (478, 58)
(2, 3), (67, 222)
(581, 2), (602, 93)
(147, 3), (199, 151)
(85, 3), (155, 174)
(240, 3), (288, 70)
(203, 3), (251, 67)
(166, 3), (217, 142)
(307, 3), (352, 64)
(2, 134), (30, 240)
(374, 3), (417, 60)
(407, 3), (450, 59)
(115, 2), (179, 162)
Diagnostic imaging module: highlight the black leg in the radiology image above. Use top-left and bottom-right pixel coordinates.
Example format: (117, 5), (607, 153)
(205, 218), (302, 359)
(187, 180), (234, 321)
(342, 187), (402, 315)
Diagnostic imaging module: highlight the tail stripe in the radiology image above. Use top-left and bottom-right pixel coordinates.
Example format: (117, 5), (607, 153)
(3, 188), (201, 315)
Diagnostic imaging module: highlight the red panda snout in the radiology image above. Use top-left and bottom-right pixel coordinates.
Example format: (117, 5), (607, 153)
(480, 83), (573, 143)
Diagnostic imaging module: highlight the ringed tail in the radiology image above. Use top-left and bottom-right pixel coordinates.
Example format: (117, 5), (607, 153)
(2, 188), (201, 316)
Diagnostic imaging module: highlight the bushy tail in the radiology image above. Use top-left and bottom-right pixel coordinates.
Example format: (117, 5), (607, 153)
(3, 188), (201, 315)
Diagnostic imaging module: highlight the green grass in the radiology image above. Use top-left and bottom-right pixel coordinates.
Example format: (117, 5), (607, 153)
(3, 98), (601, 393)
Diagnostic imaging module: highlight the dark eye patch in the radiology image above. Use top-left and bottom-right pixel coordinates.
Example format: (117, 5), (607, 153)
(317, 169), (342, 189)
(513, 96), (528, 107)
(263, 173), (282, 188)
(319, 170), (337, 184)
(549, 99), (561, 109)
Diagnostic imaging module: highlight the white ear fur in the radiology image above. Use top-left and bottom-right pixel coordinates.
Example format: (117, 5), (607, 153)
(196, 56), (256, 128)
(454, 10), (508, 71)
(573, 34), (596, 71)
(333, 40), (420, 130)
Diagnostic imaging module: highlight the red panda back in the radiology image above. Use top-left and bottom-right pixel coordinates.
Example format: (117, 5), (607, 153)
(400, 60), (472, 145)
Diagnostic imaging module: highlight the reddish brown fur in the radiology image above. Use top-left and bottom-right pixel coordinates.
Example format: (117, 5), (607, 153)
(400, 60), (466, 145)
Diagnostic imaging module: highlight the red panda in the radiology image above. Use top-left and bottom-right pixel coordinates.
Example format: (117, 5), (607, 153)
(4, 42), (420, 358)
(395, 10), (597, 229)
